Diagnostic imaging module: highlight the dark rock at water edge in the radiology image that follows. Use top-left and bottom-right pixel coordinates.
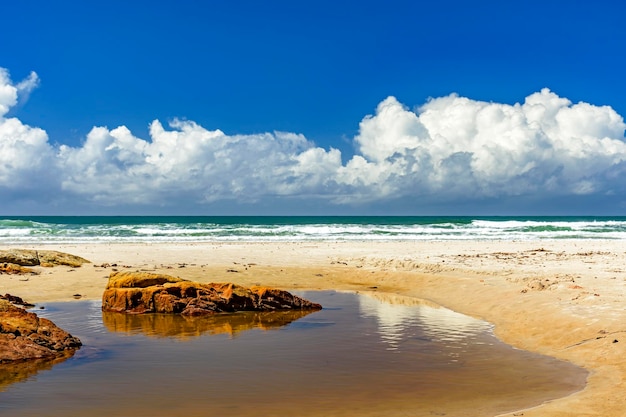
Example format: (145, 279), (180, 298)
(102, 271), (322, 315)
(0, 294), (34, 308)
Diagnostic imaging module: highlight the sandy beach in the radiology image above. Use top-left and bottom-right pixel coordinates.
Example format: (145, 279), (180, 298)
(2, 240), (626, 416)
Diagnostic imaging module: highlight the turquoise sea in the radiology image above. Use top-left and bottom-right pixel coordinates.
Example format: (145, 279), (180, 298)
(2, 216), (626, 243)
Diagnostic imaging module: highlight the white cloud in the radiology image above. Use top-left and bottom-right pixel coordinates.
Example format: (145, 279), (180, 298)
(15, 71), (39, 106)
(350, 88), (626, 200)
(0, 69), (39, 116)
(2, 66), (626, 213)
(57, 119), (342, 205)
(0, 69), (54, 191)
(0, 69), (18, 117)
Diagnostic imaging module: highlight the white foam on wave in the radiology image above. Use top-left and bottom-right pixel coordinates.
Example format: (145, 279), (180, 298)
(3, 217), (626, 243)
(0, 228), (32, 237)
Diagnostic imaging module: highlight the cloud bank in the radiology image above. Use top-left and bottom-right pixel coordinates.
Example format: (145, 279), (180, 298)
(2, 67), (626, 214)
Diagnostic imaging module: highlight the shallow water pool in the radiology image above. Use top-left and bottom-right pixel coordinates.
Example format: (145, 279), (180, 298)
(0, 291), (587, 417)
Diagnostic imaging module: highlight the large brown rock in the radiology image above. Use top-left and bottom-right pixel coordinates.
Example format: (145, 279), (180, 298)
(102, 271), (322, 315)
(0, 299), (82, 363)
(0, 249), (90, 268)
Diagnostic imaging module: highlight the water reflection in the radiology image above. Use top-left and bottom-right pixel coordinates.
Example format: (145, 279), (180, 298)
(0, 355), (71, 392)
(102, 309), (319, 338)
(357, 291), (492, 350)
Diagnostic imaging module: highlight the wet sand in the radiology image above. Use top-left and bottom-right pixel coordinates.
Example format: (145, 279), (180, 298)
(2, 240), (626, 416)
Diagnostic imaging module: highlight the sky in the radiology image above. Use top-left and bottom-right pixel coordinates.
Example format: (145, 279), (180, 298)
(2, 0), (626, 215)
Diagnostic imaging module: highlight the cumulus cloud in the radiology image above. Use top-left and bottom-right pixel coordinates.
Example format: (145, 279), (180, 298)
(350, 90), (626, 200)
(0, 69), (55, 192)
(2, 66), (626, 213)
(57, 120), (340, 205)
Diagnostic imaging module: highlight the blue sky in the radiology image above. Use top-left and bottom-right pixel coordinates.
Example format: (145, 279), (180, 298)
(2, 0), (626, 215)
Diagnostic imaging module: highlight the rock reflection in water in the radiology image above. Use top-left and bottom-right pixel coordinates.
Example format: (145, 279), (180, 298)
(102, 309), (318, 338)
(0, 356), (70, 392)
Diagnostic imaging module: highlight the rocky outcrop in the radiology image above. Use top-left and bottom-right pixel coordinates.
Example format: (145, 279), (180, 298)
(0, 299), (82, 363)
(102, 271), (322, 315)
(0, 250), (39, 266)
(0, 249), (90, 269)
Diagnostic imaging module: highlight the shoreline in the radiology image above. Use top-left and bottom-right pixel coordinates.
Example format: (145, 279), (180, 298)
(2, 240), (626, 416)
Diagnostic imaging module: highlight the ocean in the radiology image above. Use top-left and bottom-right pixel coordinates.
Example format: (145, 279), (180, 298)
(2, 216), (626, 243)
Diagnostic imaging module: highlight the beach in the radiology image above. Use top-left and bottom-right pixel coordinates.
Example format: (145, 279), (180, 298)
(2, 239), (626, 416)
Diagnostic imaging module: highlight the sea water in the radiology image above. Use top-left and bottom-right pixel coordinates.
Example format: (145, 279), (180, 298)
(2, 215), (626, 243)
(0, 291), (587, 417)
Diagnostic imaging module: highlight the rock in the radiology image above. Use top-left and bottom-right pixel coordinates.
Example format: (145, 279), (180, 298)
(0, 294), (35, 308)
(37, 250), (91, 267)
(0, 250), (39, 266)
(102, 271), (322, 315)
(105, 271), (185, 289)
(0, 299), (82, 363)
(0, 263), (38, 275)
(0, 249), (90, 268)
